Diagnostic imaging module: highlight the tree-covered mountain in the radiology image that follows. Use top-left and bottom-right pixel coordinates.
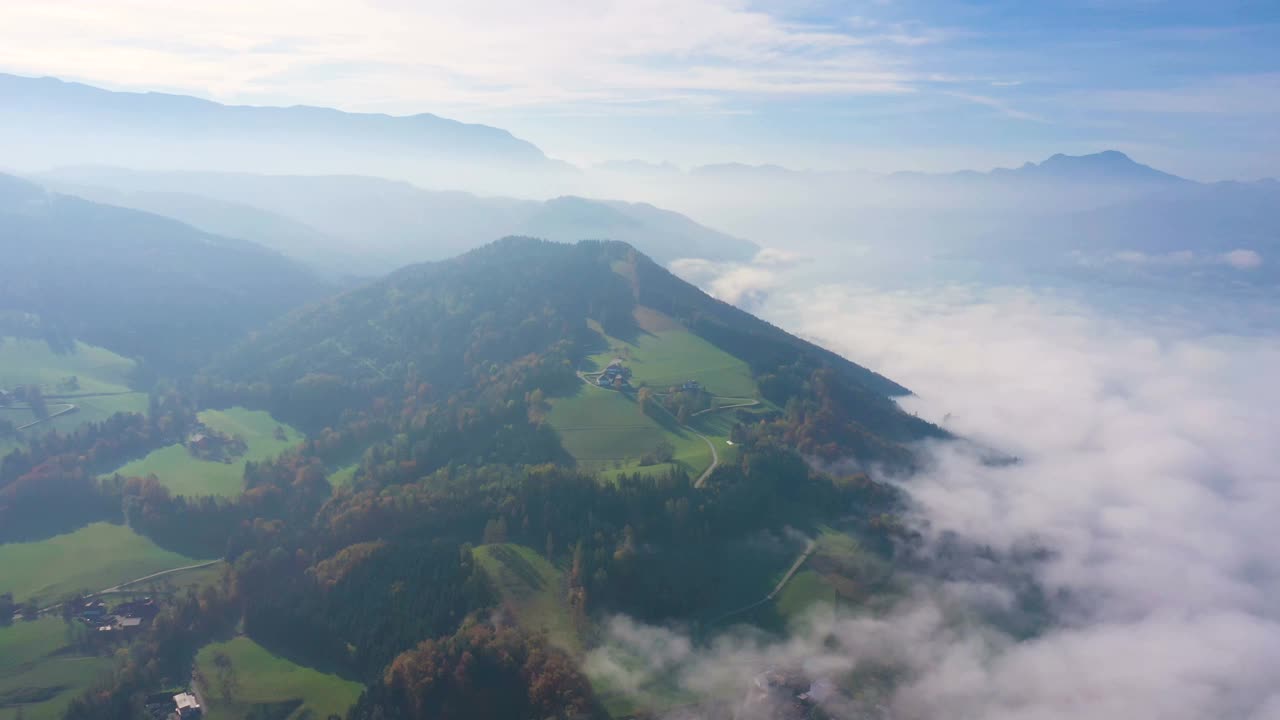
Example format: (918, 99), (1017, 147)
(42, 167), (759, 271)
(0, 173), (328, 370)
(206, 237), (935, 454)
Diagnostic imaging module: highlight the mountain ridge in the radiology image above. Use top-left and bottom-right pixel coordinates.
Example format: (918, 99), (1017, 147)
(41, 166), (759, 270)
(0, 172), (328, 369)
(0, 72), (554, 166)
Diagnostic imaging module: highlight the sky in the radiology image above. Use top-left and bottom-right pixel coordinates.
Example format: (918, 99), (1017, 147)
(1, 1), (1278, 178)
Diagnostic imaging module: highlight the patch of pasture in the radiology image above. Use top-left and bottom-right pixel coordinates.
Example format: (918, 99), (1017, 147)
(547, 386), (710, 483)
(0, 618), (114, 720)
(0, 336), (148, 450)
(104, 407), (302, 498)
(586, 309), (758, 399)
(474, 543), (580, 653)
(194, 636), (363, 720)
(0, 522), (204, 604)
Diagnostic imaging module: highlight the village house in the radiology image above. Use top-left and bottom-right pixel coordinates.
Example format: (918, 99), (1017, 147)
(173, 691), (202, 719)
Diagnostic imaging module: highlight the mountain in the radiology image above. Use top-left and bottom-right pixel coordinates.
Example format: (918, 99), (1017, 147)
(36, 181), (372, 279)
(0, 173), (328, 369)
(42, 167), (759, 271)
(0, 73), (571, 193)
(210, 238), (935, 457)
(987, 150), (1189, 185)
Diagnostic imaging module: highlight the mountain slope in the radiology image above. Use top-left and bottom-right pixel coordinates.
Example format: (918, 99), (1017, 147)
(36, 181), (368, 278)
(0, 173), (328, 369)
(42, 167), (758, 269)
(209, 238), (937, 460)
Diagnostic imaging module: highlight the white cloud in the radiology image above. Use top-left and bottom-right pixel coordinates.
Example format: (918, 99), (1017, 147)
(0, 0), (938, 115)
(1090, 249), (1263, 270)
(1222, 249), (1263, 270)
(595, 279), (1280, 719)
(668, 251), (801, 306)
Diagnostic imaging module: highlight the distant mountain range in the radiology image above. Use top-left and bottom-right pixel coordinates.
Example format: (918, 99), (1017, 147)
(41, 167), (759, 275)
(0, 73), (572, 193)
(0, 172), (327, 370)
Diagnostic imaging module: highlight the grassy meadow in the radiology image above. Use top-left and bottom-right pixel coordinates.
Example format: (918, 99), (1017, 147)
(194, 636), (363, 720)
(546, 384), (711, 483)
(546, 308), (765, 482)
(0, 522), (204, 604)
(0, 336), (148, 451)
(0, 618), (114, 720)
(586, 310), (758, 399)
(474, 543), (580, 653)
(105, 407), (302, 498)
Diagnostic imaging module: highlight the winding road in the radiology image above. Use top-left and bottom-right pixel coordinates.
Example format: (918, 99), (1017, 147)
(707, 539), (818, 626)
(100, 560), (224, 593)
(37, 560), (224, 614)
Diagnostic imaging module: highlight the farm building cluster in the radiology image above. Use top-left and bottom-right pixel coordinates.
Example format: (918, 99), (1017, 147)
(73, 596), (159, 636)
(596, 359), (634, 389)
(185, 424), (248, 463)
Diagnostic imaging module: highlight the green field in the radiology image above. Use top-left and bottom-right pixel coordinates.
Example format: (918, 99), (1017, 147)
(105, 407), (302, 498)
(0, 523), (205, 604)
(772, 528), (889, 626)
(474, 543), (580, 653)
(547, 384), (711, 482)
(0, 336), (148, 452)
(547, 309), (762, 482)
(194, 637), (364, 720)
(0, 618), (114, 720)
(328, 463), (358, 488)
(586, 311), (758, 399)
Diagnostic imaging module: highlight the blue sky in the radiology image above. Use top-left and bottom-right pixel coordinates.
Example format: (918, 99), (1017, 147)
(1, 0), (1276, 178)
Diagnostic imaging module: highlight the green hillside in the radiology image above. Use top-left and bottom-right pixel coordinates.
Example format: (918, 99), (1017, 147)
(194, 637), (363, 720)
(0, 336), (147, 451)
(547, 383), (711, 482)
(585, 310), (758, 398)
(0, 522), (204, 604)
(0, 618), (114, 720)
(474, 543), (581, 653)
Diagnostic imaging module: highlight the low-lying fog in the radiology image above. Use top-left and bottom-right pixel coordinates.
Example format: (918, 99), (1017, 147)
(591, 255), (1280, 719)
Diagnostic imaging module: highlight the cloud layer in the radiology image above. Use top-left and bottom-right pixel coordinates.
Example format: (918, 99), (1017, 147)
(0, 1), (931, 113)
(594, 279), (1280, 719)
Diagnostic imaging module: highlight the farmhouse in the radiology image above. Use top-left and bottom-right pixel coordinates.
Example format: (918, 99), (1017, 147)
(173, 692), (202, 718)
(185, 425), (248, 462)
(597, 361), (634, 389)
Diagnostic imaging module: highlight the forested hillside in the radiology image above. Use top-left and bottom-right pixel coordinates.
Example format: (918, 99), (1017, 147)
(13, 238), (940, 720)
(206, 238), (935, 447)
(0, 173), (328, 371)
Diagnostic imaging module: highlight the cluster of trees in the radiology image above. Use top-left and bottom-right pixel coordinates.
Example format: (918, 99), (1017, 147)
(351, 621), (599, 720)
(752, 367), (946, 469)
